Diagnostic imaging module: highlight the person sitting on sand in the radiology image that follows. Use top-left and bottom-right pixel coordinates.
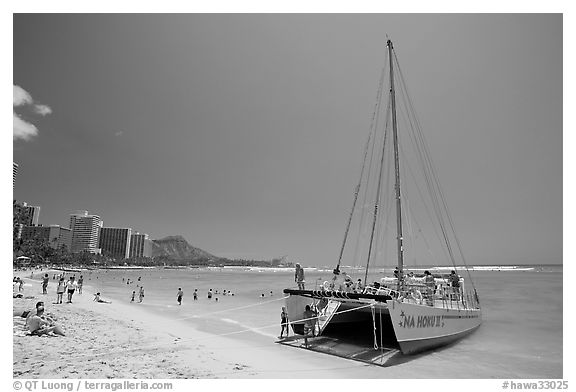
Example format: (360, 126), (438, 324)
(93, 292), (111, 303)
(26, 304), (65, 336)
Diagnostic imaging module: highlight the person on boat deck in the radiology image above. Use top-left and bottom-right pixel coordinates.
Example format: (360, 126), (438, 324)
(302, 305), (318, 348)
(424, 271), (435, 304)
(355, 278), (364, 293)
(424, 271), (435, 290)
(449, 270), (461, 300)
(341, 272), (354, 292)
(393, 267), (400, 279)
(449, 270), (460, 288)
(295, 263), (305, 290)
(405, 271), (416, 285)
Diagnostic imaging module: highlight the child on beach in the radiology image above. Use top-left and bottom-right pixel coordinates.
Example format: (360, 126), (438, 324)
(77, 275), (84, 294)
(139, 287), (145, 303)
(177, 288), (184, 305)
(280, 306), (289, 338)
(193, 289), (198, 301)
(56, 278), (66, 304)
(42, 274), (49, 294)
(131, 291), (136, 302)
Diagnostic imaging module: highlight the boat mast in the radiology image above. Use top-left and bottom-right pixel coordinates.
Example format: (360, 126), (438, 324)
(387, 39), (405, 284)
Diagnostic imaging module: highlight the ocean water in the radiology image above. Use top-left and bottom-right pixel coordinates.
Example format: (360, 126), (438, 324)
(32, 265), (563, 378)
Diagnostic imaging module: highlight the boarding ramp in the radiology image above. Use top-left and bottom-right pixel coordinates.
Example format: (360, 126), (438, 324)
(315, 299), (341, 335)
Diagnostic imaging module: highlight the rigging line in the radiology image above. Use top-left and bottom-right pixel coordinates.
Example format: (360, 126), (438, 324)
(372, 140), (393, 271)
(171, 295), (289, 322)
(396, 105), (450, 266)
(335, 65), (387, 274)
(364, 91), (392, 285)
(351, 73), (388, 278)
(393, 50), (462, 273)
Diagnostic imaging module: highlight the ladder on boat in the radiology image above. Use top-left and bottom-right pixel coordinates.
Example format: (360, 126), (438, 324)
(315, 299), (341, 336)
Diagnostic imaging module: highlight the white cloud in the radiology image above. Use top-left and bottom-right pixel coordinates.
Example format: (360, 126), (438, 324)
(13, 85), (33, 106)
(13, 85), (52, 141)
(13, 113), (39, 141)
(34, 104), (53, 116)
(114, 131), (124, 137)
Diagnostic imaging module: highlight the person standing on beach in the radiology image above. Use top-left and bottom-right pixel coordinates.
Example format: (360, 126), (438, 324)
(295, 263), (305, 290)
(131, 291), (136, 302)
(139, 286), (145, 303)
(177, 288), (184, 305)
(42, 274), (49, 294)
(302, 305), (317, 348)
(193, 289), (198, 301)
(77, 275), (84, 294)
(66, 276), (77, 303)
(208, 289), (213, 299)
(280, 306), (289, 338)
(56, 278), (66, 304)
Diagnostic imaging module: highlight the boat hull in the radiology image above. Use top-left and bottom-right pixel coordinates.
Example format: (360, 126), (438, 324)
(284, 292), (482, 355)
(387, 299), (482, 354)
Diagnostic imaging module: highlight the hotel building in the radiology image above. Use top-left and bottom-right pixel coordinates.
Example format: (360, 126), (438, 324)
(129, 232), (152, 258)
(99, 227), (132, 260)
(21, 225), (72, 250)
(69, 210), (103, 254)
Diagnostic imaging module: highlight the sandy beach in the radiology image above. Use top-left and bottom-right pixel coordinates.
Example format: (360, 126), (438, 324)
(12, 274), (408, 379)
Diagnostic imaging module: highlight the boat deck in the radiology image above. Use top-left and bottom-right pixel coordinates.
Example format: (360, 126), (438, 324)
(276, 335), (403, 367)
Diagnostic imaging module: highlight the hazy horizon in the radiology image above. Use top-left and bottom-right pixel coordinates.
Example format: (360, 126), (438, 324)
(11, 14), (562, 267)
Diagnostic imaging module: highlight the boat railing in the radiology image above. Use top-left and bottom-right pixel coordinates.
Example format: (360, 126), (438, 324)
(391, 279), (480, 310)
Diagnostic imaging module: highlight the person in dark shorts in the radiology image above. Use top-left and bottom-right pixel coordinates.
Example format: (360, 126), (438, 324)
(66, 276), (77, 303)
(302, 305), (317, 348)
(177, 288), (184, 305)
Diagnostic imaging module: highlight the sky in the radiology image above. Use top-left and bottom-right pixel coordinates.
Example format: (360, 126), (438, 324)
(10, 13), (562, 266)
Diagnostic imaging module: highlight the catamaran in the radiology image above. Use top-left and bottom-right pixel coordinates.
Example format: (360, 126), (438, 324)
(283, 39), (482, 355)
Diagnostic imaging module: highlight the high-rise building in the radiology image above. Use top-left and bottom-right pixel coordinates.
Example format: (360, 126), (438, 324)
(99, 227), (132, 260)
(69, 210), (103, 254)
(21, 225), (72, 250)
(129, 232), (152, 258)
(13, 201), (41, 239)
(21, 203), (41, 226)
(13, 162), (18, 189)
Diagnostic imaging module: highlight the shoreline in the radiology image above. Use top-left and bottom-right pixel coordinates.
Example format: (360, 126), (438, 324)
(13, 276), (402, 379)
